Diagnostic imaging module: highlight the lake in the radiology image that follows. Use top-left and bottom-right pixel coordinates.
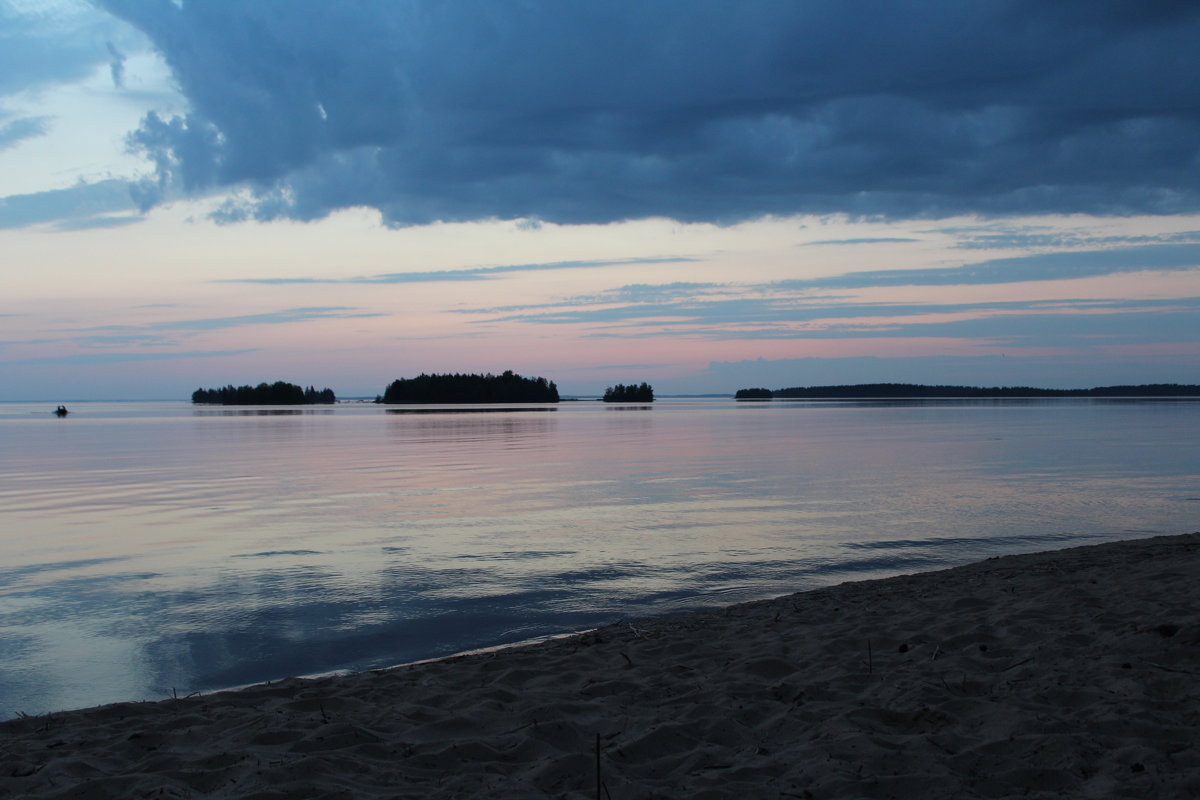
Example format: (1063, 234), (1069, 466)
(1, 398), (1197, 715)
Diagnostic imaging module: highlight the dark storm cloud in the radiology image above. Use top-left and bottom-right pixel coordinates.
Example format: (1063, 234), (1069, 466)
(96, 0), (1200, 226)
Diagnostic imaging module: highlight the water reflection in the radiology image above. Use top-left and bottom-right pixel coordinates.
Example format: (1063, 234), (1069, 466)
(385, 406), (557, 414)
(0, 400), (1197, 714)
(762, 397), (1200, 409)
(193, 408), (318, 416)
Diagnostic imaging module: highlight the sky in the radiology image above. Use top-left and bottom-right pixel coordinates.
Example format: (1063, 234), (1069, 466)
(2, 0), (1199, 400)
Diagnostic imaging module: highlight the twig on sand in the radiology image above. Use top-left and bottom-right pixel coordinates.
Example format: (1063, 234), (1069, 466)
(594, 732), (613, 800)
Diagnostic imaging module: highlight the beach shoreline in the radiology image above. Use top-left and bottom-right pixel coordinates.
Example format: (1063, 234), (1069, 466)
(4, 532), (1198, 798)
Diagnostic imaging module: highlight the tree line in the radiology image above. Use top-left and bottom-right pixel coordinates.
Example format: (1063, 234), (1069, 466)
(192, 382), (336, 405)
(737, 383), (1200, 399)
(603, 382), (654, 402)
(378, 370), (560, 404)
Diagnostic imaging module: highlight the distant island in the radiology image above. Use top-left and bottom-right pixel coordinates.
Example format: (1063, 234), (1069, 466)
(603, 382), (654, 402)
(378, 371), (559, 403)
(192, 382), (336, 405)
(737, 383), (1200, 399)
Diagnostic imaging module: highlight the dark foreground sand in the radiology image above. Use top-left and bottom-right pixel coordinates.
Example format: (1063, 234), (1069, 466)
(3, 533), (1199, 799)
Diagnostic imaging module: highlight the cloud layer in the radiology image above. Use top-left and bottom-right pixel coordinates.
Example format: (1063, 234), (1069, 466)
(96, 0), (1200, 226)
(228, 257), (697, 285)
(453, 239), (1200, 351)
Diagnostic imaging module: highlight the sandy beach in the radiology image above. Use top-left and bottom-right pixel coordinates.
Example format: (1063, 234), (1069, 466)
(3, 532), (1198, 799)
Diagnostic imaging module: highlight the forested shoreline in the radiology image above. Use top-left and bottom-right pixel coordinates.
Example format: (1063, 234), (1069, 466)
(192, 382), (336, 405)
(378, 371), (559, 404)
(602, 383), (654, 402)
(736, 383), (1200, 399)
(190, 378), (1200, 405)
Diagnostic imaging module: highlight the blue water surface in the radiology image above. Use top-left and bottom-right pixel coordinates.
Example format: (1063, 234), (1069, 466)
(0, 398), (1196, 715)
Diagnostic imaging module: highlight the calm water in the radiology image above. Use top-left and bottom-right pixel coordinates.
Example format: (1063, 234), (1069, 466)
(1, 398), (1197, 715)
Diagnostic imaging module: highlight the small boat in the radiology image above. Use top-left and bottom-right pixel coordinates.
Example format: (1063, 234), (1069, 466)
(54, 406), (69, 417)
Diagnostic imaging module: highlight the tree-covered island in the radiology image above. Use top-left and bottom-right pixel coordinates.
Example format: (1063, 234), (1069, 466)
(736, 383), (1200, 399)
(192, 382), (336, 404)
(378, 371), (559, 403)
(603, 382), (654, 402)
